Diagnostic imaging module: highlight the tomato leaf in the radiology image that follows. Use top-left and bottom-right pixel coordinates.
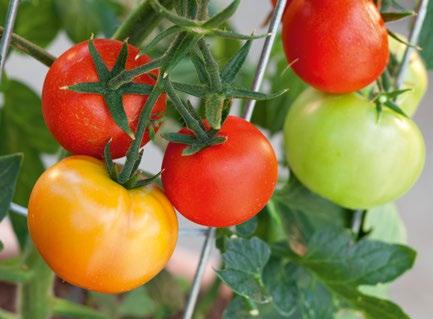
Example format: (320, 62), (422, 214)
(52, 297), (106, 319)
(236, 217), (258, 238)
(224, 296), (286, 319)
(419, 0), (433, 69)
(119, 287), (157, 317)
(217, 237), (271, 303)
(0, 154), (22, 222)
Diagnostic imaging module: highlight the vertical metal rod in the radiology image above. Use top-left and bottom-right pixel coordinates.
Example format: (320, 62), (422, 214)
(395, 0), (429, 89)
(243, 0), (288, 121)
(182, 227), (216, 319)
(182, 1), (288, 318)
(0, 0), (20, 81)
(351, 0), (429, 234)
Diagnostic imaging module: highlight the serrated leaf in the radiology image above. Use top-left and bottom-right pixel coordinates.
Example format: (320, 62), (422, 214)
(217, 269), (270, 303)
(218, 237), (271, 303)
(236, 217), (258, 238)
(0, 154), (22, 222)
(303, 227), (416, 286)
(222, 237), (271, 273)
(262, 259), (298, 316)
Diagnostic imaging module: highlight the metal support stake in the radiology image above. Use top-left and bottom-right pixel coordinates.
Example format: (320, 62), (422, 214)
(182, 1), (288, 318)
(0, 0), (20, 81)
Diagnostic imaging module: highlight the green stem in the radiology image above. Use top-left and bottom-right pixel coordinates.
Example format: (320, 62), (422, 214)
(18, 242), (55, 319)
(112, 0), (176, 46)
(119, 79), (163, 183)
(197, 39), (222, 92)
(197, 0), (210, 20)
(0, 26), (55, 67)
(164, 78), (208, 140)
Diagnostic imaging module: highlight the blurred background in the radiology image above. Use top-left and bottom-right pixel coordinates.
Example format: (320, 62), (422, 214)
(0, 0), (432, 318)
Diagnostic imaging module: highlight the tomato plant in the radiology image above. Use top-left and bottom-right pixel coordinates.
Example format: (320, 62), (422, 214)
(161, 116), (278, 227)
(282, 0), (389, 93)
(284, 88), (425, 209)
(0, 0), (432, 319)
(28, 156), (178, 293)
(42, 39), (166, 159)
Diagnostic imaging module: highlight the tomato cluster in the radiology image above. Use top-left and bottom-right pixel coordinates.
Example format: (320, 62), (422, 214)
(277, 0), (426, 208)
(29, 39), (278, 292)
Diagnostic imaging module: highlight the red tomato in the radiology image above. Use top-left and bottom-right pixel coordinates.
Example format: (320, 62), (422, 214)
(161, 116), (278, 227)
(42, 39), (166, 159)
(282, 0), (389, 93)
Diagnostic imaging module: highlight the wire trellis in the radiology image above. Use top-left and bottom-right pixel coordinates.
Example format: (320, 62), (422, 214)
(0, 0), (430, 318)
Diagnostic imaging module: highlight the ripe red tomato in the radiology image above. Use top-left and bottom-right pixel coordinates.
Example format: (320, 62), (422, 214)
(42, 39), (166, 159)
(282, 0), (389, 93)
(161, 116), (278, 227)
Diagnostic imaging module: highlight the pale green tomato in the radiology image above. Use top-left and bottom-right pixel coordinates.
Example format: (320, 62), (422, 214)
(390, 35), (428, 116)
(284, 88), (425, 209)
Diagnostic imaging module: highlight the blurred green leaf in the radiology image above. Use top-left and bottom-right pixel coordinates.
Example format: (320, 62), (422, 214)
(217, 237), (271, 303)
(119, 287), (156, 318)
(54, 0), (124, 43)
(0, 78), (53, 247)
(236, 217), (258, 238)
(52, 297), (107, 319)
(419, 0), (433, 69)
(224, 296), (287, 319)
(0, 153), (22, 222)
(0, 0), (60, 48)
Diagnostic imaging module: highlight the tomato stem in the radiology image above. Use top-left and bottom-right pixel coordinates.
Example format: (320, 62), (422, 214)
(112, 0), (176, 45)
(0, 26), (56, 67)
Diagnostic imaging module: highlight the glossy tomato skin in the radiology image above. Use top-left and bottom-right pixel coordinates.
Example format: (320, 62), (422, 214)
(161, 116), (278, 227)
(282, 0), (389, 93)
(42, 39), (166, 159)
(284, 88), (425, 209)
(28, 156), (178, 293)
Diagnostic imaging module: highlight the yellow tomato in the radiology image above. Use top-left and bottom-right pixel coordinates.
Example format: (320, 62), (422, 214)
(28, 156), (178, 293)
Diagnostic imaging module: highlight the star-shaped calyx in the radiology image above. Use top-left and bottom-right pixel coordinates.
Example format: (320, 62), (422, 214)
(66, 38), (154, 138)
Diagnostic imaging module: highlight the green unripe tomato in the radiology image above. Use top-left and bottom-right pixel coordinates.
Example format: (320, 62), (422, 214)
(284, 88), (425, 209)
(390, 36), (428, 116)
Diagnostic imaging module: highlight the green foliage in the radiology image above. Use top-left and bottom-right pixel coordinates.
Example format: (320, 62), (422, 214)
(54, 0), (124, 43)
(0, 0), (60, 48)
(419, 0), (433, 69)
(218, 176), (415, 319)
(0, 154), (21, 221)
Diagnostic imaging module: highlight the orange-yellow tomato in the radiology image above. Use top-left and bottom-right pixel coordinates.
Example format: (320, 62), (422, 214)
(28, 156), (178, 293)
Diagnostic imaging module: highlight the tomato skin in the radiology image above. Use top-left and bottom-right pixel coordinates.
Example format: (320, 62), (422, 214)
(284, 88), (425, 209)
(28, 156), (178, 293)
(42, 39), (166, 159)
(161, 116), (278, 227)
(282, 0), (389, 93)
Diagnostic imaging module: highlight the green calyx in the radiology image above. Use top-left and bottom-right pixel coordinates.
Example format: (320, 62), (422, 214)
(67, 38), (159, 138)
